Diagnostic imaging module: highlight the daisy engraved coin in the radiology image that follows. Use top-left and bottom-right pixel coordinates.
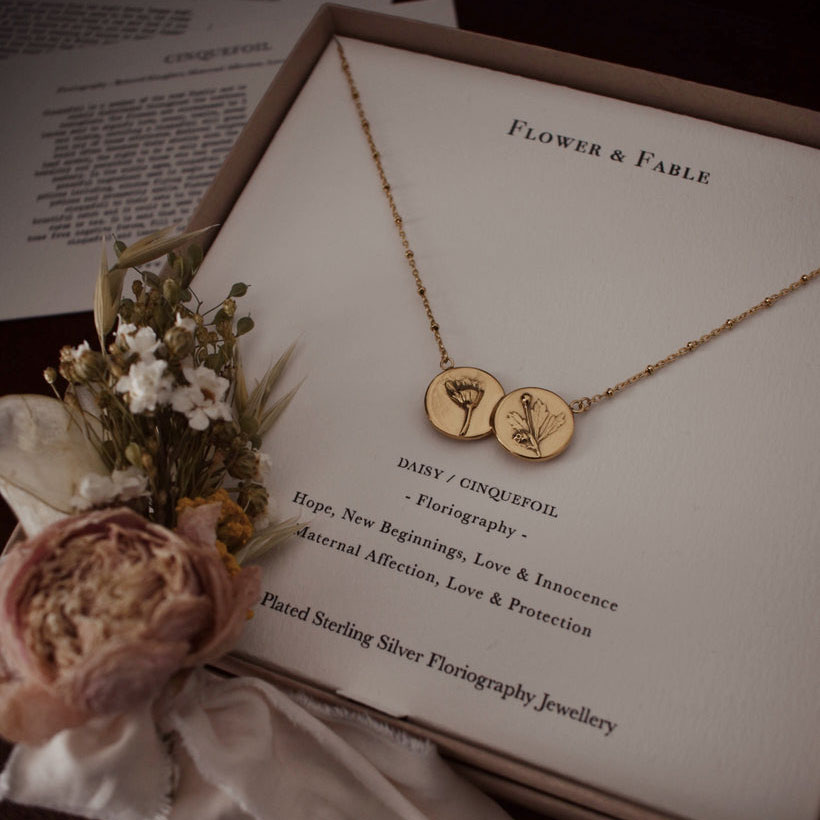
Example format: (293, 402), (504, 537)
(493, 387), (574, 461)
(424, 367), (504, 440)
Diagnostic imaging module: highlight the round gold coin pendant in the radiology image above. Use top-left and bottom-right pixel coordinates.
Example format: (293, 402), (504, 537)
(424, 366), (505, 440)
(492, 387), (574, 461)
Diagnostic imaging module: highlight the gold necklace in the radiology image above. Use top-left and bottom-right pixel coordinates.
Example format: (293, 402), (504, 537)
(336, 40), (820, 462)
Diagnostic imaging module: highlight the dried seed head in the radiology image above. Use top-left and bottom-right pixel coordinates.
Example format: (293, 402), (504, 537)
(238, 483), (268, 517)
(125, 442), (142, 467)
(164, 325), (194, 359)
(73, 349), (106, 383)
(228, 449), (258, 480)
(162, 278), (181, 304)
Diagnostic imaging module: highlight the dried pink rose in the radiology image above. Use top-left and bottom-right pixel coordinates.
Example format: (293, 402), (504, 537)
(0, 506), (260, 745)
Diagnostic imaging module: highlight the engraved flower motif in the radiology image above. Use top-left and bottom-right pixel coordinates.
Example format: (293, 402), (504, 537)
(445, 377), (485, 436)
(507, 392), (565, 456)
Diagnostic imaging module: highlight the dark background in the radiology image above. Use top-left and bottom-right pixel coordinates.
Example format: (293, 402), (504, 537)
(2, 1), (818, 817)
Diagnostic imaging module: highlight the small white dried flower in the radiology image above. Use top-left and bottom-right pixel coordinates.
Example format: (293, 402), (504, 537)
(115, 320), (138, 339)
(70, 467), (148, 511)
(256, 452), (272, 478)
(252, 512), (271, 531)
(171, 365), (232, 430)
(71, 474), (113, 511)
(67, 341), (92, 362)
(116, 359), (173, 414)
(174, 312), (196, 333)
(111, 466), (150, 501)
(116, 325), (161, 362)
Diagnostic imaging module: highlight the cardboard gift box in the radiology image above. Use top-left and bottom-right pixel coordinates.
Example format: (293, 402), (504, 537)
(180, 5), (820, 819)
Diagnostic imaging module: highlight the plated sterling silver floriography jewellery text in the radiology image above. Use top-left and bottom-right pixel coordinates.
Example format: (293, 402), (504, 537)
(336, 40), (819, 462)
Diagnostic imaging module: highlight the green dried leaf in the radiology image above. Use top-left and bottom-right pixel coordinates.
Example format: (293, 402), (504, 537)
(229, 282), (248, 297)
(236, 316), (254, 336)
(187, 244), (203, 269)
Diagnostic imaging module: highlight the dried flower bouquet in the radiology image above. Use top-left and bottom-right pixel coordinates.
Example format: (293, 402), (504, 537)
(0, 227), (298, 744)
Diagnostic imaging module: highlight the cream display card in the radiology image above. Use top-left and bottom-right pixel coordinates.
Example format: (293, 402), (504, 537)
(193, 37), (820, 820)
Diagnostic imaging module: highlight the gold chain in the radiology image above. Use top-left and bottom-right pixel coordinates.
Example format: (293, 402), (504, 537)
(337, 40), (453, 370)
(567, 268), (820, 412)
(336, 39), (820, 413)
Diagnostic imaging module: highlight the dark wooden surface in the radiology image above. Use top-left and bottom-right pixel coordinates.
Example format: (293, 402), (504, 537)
(1, 1), (818, 817)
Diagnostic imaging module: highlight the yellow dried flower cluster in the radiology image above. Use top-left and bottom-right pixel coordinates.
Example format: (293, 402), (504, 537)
(177, 489), (253, 577)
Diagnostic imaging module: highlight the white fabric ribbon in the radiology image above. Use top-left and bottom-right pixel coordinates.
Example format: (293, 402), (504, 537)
(1, 669), (511, 820)
(0, 701), (172, 820)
